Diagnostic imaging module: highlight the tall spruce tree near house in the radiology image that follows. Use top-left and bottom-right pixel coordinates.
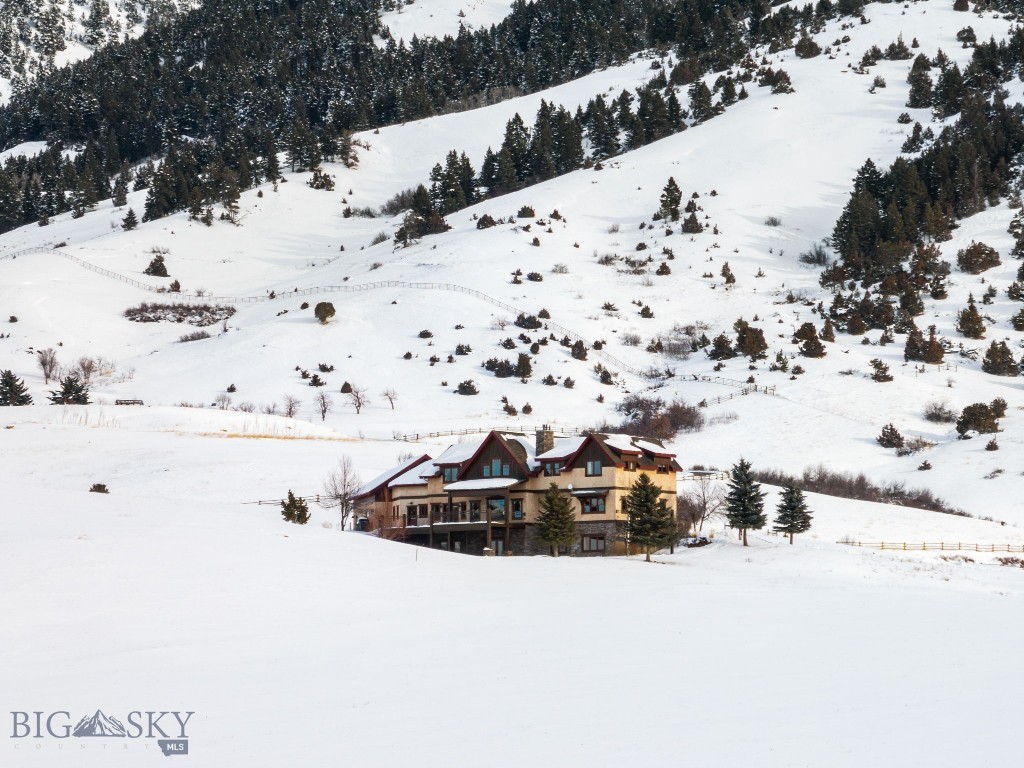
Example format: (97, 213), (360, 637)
(0, 369), (32, 405)
(773, 486), (812, 544)
(659, 177), (682, 222)
(624, 473), (676, 562)
(725, 459), (767, 546)
(48, 375), (89, 405)
(535, 483), (577, 556)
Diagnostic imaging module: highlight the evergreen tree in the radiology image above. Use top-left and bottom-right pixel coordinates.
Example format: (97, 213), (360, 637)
(111, 174), (129, 207)
(981, 341), (1018, 377)
(688, 80), (715, 124)
(48, 375), (89, 405)
(773, 485), (812, 544)
(923, 325), (945, 364)
(624, 473), (676, 562)
(725, 459), (767, 546)
(281, 491), (310, 524)
(0, 369), (32, 405)
(659, 177), (682, 222)
(877, 423), (905, 449)
(956, 294), (985, 339)
(122, 208), (138, 231)
(535, 483), (577, 555)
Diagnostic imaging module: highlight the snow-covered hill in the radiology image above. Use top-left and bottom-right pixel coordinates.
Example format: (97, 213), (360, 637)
(1, 1), (1021, 520)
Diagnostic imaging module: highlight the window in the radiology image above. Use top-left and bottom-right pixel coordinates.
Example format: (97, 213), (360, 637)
(544, 461), (563, 476)
(491, 458), (502, 476)
(483, 465), (490, 477)
(586, 460), (602, 476)
(581, 535), (606, 553)
(487, 497), (506, 520)
(502, 463), (511, 477)
(624, 461), (637, 471)
(656, 463), (670, 474)
(443, 466), (459, 482)
(581, 496), (605, 514)
(512, 499), (523, 520)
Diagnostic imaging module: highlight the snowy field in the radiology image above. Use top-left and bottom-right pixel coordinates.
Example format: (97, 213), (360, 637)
(0, 409), (1022, 767)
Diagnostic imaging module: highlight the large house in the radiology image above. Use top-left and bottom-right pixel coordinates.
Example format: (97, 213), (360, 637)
(353, 427), (681, 556)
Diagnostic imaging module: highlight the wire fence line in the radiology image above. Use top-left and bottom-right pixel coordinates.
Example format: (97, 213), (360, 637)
(1, 245), (777, 395)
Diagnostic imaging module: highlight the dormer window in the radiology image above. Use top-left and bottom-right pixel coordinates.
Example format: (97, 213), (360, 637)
(443, 466), (459, 482)
(624, 461), (637, 471)
(544, 461), (563, 476)
(586, 460), (602, 476)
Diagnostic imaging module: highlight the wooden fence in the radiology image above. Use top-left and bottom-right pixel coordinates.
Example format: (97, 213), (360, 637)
(840, 541), (1024, 553)
(396, 424), (586, 442)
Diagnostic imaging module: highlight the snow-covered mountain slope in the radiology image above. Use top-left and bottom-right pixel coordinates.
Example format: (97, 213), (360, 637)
(0, 0), (196, 103)
(379, 0), (514, 44)
(2, 1), (1021, 523)
(0, 409), (1021, 767)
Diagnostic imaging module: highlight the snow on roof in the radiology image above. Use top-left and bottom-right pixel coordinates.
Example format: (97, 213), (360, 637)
(388, 462), (435, 488)
(355, 455), (429, 498)
(443, 478), (523, 492)
(601, 434), (673, 456)
(536, 436), (586, 461)
(503, 434), (540, 470)
(434, 439), (484, 465)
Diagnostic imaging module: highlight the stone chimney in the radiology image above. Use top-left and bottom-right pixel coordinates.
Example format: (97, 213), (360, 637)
(535, 425), (555, 457)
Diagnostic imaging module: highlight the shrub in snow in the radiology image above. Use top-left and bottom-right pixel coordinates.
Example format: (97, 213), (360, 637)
(314, 302), (336, 324)
(143, 255), (169, 277)
(456, 380), (479, 395)
(876, 424), (905, 449)
(957, 241), (1000, 274)
(89, 483), (109, 494)
(517, 205), (535, 218)
(281, 491), (310, 524)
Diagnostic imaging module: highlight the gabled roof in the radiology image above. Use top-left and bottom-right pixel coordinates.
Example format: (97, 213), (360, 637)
(536, 436), (587, 461)
(453, 431), (536, 478)
(388, 461), (437, 488)
(354, 454), (432, 499)
(434, 439), (485, 466)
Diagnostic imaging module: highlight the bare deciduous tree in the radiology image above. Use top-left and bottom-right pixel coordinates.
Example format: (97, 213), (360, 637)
(76, 357), (97, 384)
(381, 388), (397, 410)
(262, 402), (278, 415)
(678, 474), (725, 537)
(348, 385), (368, 414)
(320, 455), (362, 530)
(283, 395), (301, 418)
(316, 391), (333, 421)
(37, 348), (58, 384)
(214, 393), (232, 409)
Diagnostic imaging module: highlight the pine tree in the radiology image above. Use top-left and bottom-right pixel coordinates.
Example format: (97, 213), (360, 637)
(659, 177), (682, 222)
(48, 375), (90, 405)
(112, 174), (129, 207)
(956, 294), (985, 339)
(535, 483), (577, 555)
(624, 473), (676, 562)
(923, 325), (945, 364)
(281, 491), (310, 524)
(982, 341), (1018, 377)
(0, 369), (32, 405)
(725, 459), (767, 546)
(870, 358), (893, 382)
(773, 486), (812, 544)
(121, 207), (138, 231)
(877, 423), (905, 449)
